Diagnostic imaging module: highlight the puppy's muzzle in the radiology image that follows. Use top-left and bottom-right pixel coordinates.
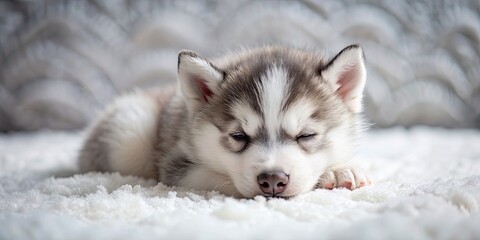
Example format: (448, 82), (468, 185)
(257, 171), (289, 196)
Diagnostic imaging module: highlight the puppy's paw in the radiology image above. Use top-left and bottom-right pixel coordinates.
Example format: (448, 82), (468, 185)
(318, 165), (371, 190)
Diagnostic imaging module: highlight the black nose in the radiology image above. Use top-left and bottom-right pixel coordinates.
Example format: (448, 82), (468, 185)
(257, 171), (289, 196)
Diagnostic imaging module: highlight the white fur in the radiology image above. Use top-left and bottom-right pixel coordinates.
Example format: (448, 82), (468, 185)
(319, 165), (370, 190)
(321, 47), (366, 112)
(232, 102), (262, 137)
(191, 69), (338, 197)
(225, 139), (328, 198)
(178, 166), (241, 197)
(183, 49), (364, 197)
(192, 123), (252, 196)
(259, 66), (289, 141)
(80, 46), (366, 198)
(103, 92), (159, 179)
(282, 99), (325, 136)
(194, 123), (236, 175)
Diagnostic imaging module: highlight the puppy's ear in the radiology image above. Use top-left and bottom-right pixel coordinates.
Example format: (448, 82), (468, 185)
(177, 50), (224, 112)
(320, 44), (366, 113)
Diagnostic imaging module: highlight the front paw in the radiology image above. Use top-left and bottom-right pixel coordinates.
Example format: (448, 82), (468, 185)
(318, 165), (371, 190)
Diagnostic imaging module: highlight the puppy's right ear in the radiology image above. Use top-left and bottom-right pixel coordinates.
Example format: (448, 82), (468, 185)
(177, 50), (224, 113)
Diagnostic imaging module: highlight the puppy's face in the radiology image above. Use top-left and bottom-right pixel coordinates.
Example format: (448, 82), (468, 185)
(178, 46), (366, 198)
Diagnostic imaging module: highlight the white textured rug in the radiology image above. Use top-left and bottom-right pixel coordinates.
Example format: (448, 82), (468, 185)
(1, 127), (480, 240)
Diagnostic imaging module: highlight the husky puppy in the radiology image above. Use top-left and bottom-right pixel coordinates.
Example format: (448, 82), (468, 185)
(79, 45), (370, 198)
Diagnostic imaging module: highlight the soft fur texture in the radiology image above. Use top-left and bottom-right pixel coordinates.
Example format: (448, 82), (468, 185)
(78, 45), (369, 198)
(1, 128), (480, 240)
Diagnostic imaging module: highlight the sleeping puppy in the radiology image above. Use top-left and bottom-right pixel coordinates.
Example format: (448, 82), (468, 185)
(79, 45), (371, 198)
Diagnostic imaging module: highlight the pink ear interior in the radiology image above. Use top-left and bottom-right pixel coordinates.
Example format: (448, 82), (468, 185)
(336, 65), (358, 99)
(194, 75), (213, 102)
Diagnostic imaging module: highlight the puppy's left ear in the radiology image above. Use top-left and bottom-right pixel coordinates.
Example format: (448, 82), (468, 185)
(177, 50), (224, 113)
(320, 44), (366, 113)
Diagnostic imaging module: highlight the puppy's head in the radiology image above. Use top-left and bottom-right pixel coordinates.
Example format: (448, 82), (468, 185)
(177, 45), (366, 198)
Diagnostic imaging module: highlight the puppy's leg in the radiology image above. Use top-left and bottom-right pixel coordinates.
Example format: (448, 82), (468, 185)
(318, 165), (371, 190)
(78, 91), (161, 179)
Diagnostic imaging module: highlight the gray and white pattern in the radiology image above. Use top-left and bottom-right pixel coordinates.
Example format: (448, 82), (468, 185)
(0, 0), (479, 131)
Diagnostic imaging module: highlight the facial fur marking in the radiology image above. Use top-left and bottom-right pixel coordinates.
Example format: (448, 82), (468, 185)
(231, 102), (262, 137)
(254, 126), (270, 147)
(281, 99), (318, 136)
(259, 66), (289, 142)
(81, 45), (366, 199)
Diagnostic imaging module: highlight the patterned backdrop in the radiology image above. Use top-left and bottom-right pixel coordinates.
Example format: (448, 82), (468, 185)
(0, 0), (479, 131)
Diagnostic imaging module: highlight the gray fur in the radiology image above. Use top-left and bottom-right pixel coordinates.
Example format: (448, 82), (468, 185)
(78, 116), (112, 173)
(204, 46), (357, 154)
(78, 45), (367, 196)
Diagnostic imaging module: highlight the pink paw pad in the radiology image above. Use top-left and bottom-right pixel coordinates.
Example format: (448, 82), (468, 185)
(341, 181), (352, 190)
(324, 183), (334, 190)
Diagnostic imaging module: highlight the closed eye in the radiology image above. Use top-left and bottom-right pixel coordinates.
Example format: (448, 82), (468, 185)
(229, 131), (250, 153)
(296, 133), (317, 141)
(230, 131), (250, 142)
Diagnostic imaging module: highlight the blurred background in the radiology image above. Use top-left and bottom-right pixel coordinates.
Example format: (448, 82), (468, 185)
(0, 0), (479, 132)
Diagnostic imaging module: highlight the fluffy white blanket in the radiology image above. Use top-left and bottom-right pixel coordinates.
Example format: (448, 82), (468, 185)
(1, 127), (479, 240)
